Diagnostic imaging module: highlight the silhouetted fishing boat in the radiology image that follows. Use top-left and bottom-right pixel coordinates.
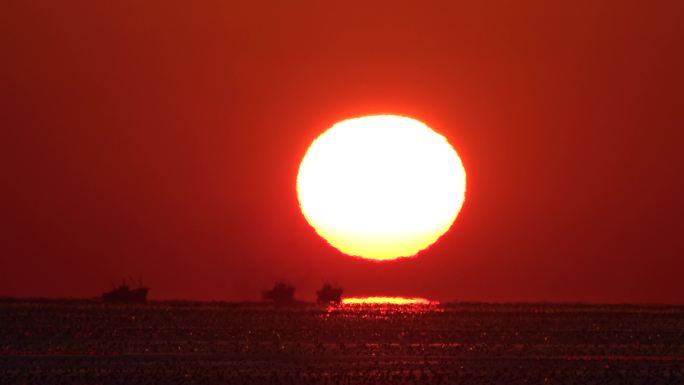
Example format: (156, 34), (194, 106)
(102, 280), (149, 303)
(263, 282), (295, 304)
(317, 282), (343, 304)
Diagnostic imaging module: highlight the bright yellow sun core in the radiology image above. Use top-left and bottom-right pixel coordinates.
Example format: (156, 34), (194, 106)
(297, 115), (466, 261)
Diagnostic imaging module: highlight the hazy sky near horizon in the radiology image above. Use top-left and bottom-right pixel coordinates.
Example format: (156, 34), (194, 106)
(2, 1), (683, 303)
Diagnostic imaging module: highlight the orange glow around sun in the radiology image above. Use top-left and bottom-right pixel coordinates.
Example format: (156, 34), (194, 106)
(341, 296), (438, 305)
(297, 115), (466, 261)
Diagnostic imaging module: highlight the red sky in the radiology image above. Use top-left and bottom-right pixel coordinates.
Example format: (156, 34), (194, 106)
(2, 1), (683, 303)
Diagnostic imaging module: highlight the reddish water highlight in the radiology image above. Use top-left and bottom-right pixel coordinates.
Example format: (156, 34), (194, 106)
(565, 355), (684, 362)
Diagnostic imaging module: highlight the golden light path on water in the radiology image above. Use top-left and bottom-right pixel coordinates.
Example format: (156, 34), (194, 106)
(341, 296), (438, 305)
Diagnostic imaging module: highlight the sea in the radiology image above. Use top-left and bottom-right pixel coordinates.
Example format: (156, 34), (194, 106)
(1, 299), (683, 384)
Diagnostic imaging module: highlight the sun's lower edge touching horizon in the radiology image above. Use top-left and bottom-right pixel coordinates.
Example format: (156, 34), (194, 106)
(297, 115), (466, 261)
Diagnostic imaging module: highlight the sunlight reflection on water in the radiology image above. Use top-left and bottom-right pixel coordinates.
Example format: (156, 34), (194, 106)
(324, 296), (441, 319)
(341, 296), (438, 305)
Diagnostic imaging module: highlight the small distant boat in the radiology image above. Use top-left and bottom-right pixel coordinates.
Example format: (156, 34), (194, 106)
(317, 283), (343, 304)
(102, 280), (149, 303)
(263, 282), (296, 304)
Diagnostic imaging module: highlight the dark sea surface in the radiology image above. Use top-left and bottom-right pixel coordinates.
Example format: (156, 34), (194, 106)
(1, 299), (683, 384)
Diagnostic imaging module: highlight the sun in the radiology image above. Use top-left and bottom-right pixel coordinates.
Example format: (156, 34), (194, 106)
(297, 115), (466, 261)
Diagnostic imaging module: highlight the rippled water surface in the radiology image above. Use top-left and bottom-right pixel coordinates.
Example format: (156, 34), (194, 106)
(1, 300), (683, 384)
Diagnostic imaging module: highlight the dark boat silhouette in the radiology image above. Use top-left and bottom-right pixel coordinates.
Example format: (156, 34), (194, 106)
(317, 282), (343, 304)
(263, 282), (295, 304)
(102, 280), (149, 303)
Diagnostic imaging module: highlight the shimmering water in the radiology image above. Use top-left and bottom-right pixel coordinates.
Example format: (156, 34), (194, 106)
(1, 300), (683, 384)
